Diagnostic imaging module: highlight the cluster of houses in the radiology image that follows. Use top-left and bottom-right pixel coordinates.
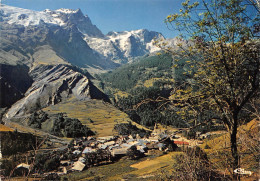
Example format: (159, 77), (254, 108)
(11, 126), (206, 178)
(64, 133), (171, 173)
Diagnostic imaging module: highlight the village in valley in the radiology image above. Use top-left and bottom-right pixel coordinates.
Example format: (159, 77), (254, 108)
(9, 123), (219, 179)
(0, 0), (259, 180)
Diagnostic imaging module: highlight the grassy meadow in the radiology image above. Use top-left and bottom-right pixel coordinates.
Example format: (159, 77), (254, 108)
(43, 97), (150, 137)
(61, 151), (181, 181)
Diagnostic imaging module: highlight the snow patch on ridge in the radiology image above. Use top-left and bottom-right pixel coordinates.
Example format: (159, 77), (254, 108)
(0, 4), (78, 26)
(56, 8), (79, 14)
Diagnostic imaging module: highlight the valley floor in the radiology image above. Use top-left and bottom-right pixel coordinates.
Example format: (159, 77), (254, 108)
(1, 120), (258, 181)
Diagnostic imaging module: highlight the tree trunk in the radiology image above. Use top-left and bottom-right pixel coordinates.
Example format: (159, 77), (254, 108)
(230, 114), (239, 179)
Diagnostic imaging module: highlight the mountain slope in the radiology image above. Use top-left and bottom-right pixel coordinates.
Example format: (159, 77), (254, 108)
(0, 5), (167, 71)
(0, 5), (117, 72)
(43, 98), (136, 137)
(0, 5), (175, 137)
(96, 53), (199, 128)
(0, 22), (118, 69)
(5, 64), (109, 118)
(99, 53), (174, 92)
(0, 5), (187, 72)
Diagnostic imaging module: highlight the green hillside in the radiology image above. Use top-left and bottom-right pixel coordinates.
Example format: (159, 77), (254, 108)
(94, 54), (194, 129)
(98, 53), (174, 93)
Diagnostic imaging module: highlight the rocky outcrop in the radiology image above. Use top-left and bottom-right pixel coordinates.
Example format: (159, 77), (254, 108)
(54, 8), (104, 38)
(5, 64), (109, 118)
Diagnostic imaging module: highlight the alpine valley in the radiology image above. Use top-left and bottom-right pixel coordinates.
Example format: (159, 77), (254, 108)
(0, 4), (258, 181)
(0, 4), (181, 130)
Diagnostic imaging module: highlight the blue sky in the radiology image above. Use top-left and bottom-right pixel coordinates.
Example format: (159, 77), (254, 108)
(2, 0), (183, 38)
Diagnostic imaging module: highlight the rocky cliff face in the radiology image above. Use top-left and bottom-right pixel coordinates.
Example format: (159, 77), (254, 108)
(5, 64), (109, 118)
(0, 5), (172, 139)
(0, 22), (118, 71)
(51, 8), (104, 38)
(0, 5), (112, 119)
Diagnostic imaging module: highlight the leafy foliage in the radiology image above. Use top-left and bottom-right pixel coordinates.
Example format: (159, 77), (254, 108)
(84, 149), (112, 167)
(166, 147), (226, 181)
(126, 146), (145, 160)
(28, 110), (48, 129)
(33, 151), (61, 173)
(0, 159), (16, 176)
(51, 113), (95, 138)
(27, 111), (94, 138)
(0, 131), (41, 156)
(115, 86), (188, 127)
(159, 0), (259, 171)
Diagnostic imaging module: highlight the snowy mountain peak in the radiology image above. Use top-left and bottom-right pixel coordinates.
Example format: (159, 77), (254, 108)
(0, 5), (103, 37)
(106, 29), (163, 42)
(86, 29), (164, 64)
(0, 5), (167, 67)
(0, 4), (60, 26)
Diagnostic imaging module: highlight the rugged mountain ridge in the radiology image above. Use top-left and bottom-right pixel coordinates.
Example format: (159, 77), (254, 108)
(5, 64), (109, 118)
(43, 8), (104, 38)
(0, 4), (117, 73)
(0, 5), (170, 125)
(0, 5), (164, 69)
(0, 18), (117, 71)
(1, 5), (104, 37)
